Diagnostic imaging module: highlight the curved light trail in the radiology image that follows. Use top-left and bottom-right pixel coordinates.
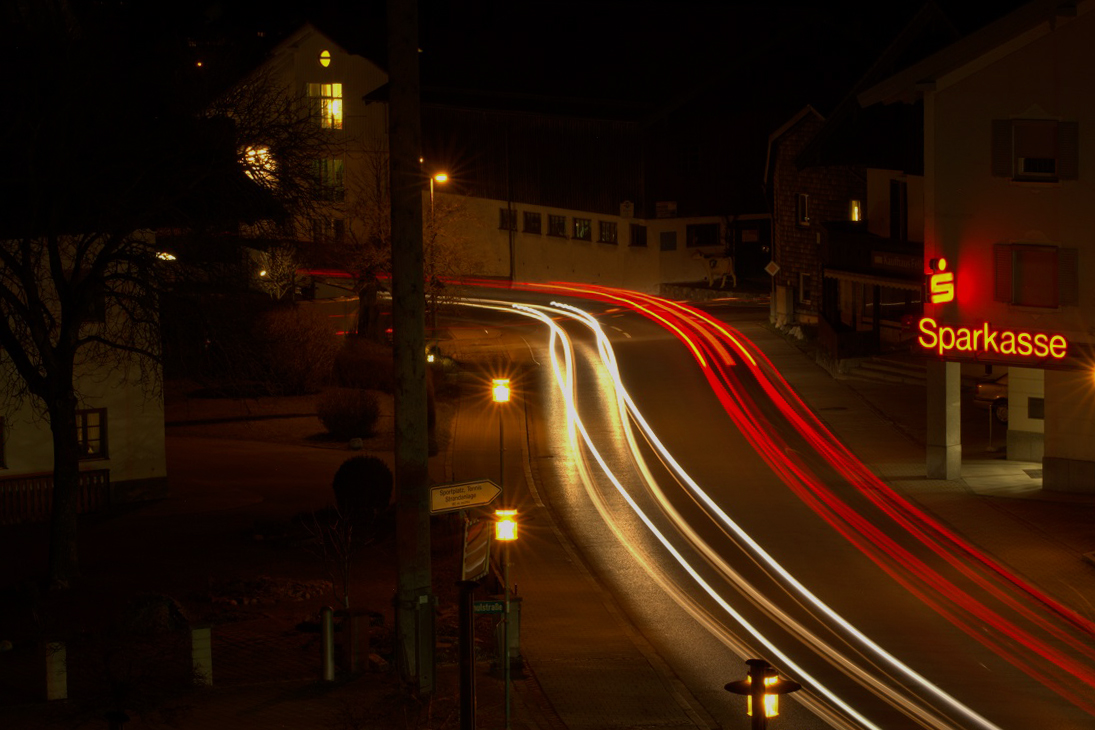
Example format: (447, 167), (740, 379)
(455, 282), (1095, 729)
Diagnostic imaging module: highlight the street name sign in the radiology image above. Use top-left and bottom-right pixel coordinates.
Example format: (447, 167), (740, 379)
(429, 479), (502, 515)
(473, 600), (504, 614)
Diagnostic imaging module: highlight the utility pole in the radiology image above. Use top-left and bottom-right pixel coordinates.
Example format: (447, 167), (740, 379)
(387, 0), (433, 696)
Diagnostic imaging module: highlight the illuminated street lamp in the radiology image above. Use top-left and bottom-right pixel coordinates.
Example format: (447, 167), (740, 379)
(724, 659), (801, 730)
(429, 171), (449, 217)
(494, 509), (518, 730)
(492, 378), (510, 488)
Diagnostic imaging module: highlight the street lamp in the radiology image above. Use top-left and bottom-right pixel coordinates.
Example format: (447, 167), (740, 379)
(494, 508), (518, 730)
(724, 659), (801, 730)
(429, 172), (449, 217)
(492, 378), (510, 487)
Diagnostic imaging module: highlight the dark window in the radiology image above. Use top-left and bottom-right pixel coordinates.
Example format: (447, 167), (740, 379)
(799, 273), (813, 304)
(523, 211), (542, 234)
(499, 208), (517, 231)
(314, 159), (345, 201)
(629, 223), (647, 247)
(795, 193), (810, 227)
(548, 214), (567, 237)
(76, 408), (107, 459)
(686, 223), (719, 248)
(598, 221), (617, 244)
(573, 218), (592, 241)
(312, 217), (345, 244)
(994, 243), (1078, 308)
(659, 231), (677, 251)
(1028, 397), (1045, 420)
(992, 119), (1079, 181)
(889, 180), (908, 242)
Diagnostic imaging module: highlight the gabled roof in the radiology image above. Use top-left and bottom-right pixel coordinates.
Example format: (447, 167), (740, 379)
(859, 0), (1080, 107)
(763, 106), (824, 187)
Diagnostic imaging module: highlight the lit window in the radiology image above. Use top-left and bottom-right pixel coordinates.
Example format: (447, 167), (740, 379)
(319, 50), (332, 68)
(243, 146), (276, 185)
(76, 409), (107, 459)
(598, 221), (618, 244)
(308, 83), (343, 129)
(573, 218), (592, 241)
(849, 199), (861, 222)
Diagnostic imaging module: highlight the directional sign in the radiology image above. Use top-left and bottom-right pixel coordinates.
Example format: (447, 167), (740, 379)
(429, 479), (502, 515)
(473, 600), (505, 614)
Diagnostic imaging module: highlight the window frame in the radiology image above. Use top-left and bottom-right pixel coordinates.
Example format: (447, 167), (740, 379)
(629, 223), (647, 248)
(523, 211), (542, 234)
(75, 408), (108, 460)
(992, 118), (1079, 182)
(498, 208), (517, 231)
(314, 159), (345, 202)
(548, 214), (567, 238)
(795, 193), (810, 227)
(573, 217), (592, 241)
(598, 221), (618, 245)
(308, 82), (343, 130)
(994, 243), (1079, 308)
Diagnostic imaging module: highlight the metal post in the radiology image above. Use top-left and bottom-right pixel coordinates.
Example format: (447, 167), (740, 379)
(498, 410), (505, 487)
(503, 541), (512, 730)
(458, 580), (477, 730)
(321, 606), (335, 682)
(748, 659), (767, 730)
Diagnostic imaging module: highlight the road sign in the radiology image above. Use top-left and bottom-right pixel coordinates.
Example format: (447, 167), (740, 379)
(462, 519), (492, 582)
(473, 600), (504, 614)
(429, 479), (502, 515)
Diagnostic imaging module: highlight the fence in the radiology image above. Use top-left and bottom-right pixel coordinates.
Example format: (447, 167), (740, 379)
(0, 469), (110, 525)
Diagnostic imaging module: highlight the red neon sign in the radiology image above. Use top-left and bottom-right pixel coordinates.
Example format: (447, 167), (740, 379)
(928, 257), (954, 304)
(917, 317), (1068, 359)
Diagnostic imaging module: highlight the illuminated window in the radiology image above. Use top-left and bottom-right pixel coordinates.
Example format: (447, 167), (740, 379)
(629, 223), (647, 247)
(498, 208), (517, 231)
(313, 159), (345, 201)
(849, 199), (862, 222)
(308, 83), (343, 129)
(547, 214), (567, 237)
(243, 146), (276, 185)
(523, 211), (541, 234)
(573, 218), (592, 241)
(992, 119), (1078, 181)
(795, 193), (809, 227)
(994, 243), (1078, 308)
(76, 409), (107, 459)
(319, 50), (332, 68)
(598, 221), (617, 244)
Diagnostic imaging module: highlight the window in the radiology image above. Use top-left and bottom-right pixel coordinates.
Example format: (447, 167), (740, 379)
(629, 223), (647, 247)
(659, 231), (677, 251)
(992, 119), (1078, 181)
(308, 83), (343, 129)
(994, 243), (1079, 308)
(573, 218), (592, 241)
(312, 217), (345, 243)
(548, 214), (567, 237)
(849, 199), (862, 222)
(598, 221), (618, 244)
(799, 272), (814, 304)
(796, 193), (810, 227)
(523, 211), (542, 234)
(889, 180), (907, 242)
(314, 159), (345, 202)
(76, 408), (107, 459)
(686, 223), (719, 248)
(499, 208), (517, 231)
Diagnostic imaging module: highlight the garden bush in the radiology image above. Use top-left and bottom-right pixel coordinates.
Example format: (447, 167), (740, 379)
(316, 388), (381, 439)
(256, 305), (340, 395)
(331, 455), (393, 525)
(333, 336), (395, 392)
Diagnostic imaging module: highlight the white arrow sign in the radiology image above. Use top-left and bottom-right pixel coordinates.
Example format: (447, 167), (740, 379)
(429, 479), (502, 515)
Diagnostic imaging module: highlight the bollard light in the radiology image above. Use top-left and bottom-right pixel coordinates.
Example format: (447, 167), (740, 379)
(725, 659), (800, 729)
(492, 378), (511, 404)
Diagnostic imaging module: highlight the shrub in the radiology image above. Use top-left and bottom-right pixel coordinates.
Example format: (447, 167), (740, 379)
(332, 456), (393, 525)
(316, 388), (380, 439)
(333, 336), (395, 392)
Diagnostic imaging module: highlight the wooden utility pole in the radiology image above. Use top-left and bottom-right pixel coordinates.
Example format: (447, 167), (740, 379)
(387, 0), (433, 696)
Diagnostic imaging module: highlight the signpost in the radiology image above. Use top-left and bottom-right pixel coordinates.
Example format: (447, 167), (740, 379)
(473, 600), (505, 614)
(430, 479), (502, 515)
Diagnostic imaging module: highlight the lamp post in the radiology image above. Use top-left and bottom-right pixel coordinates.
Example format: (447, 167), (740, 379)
(429, 172), (449, 218)
(724, 659), (801, 730)
(492, 378), (510, 487)
(494, 509), (518, 730)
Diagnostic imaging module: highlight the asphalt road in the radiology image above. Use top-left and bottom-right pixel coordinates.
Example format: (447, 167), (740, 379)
(456, 288), (1095, 730)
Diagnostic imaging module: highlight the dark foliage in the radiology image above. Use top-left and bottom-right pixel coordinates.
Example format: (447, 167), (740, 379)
(316, 389), (381, 439)
(331, 455), (393, 526)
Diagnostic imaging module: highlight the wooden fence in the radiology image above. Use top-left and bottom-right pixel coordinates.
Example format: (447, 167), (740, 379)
(0, 469), (110, 525)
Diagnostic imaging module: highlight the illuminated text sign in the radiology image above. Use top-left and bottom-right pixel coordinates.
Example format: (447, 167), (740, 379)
(917, 317), (1068, 360)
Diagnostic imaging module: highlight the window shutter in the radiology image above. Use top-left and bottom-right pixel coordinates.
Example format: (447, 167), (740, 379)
(994, 244), (1013, 302)
(991, 120), (1013, 177)
(1059, 247), (1079, 305)
(1058, 121), (1079, 180)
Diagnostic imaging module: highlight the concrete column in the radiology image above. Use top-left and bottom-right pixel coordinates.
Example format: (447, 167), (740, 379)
(926, 360), (961, 479)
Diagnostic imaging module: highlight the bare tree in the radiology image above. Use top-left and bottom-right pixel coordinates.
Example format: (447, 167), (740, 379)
(343, 149), (395, 340)
(0, 6), (325, 588)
